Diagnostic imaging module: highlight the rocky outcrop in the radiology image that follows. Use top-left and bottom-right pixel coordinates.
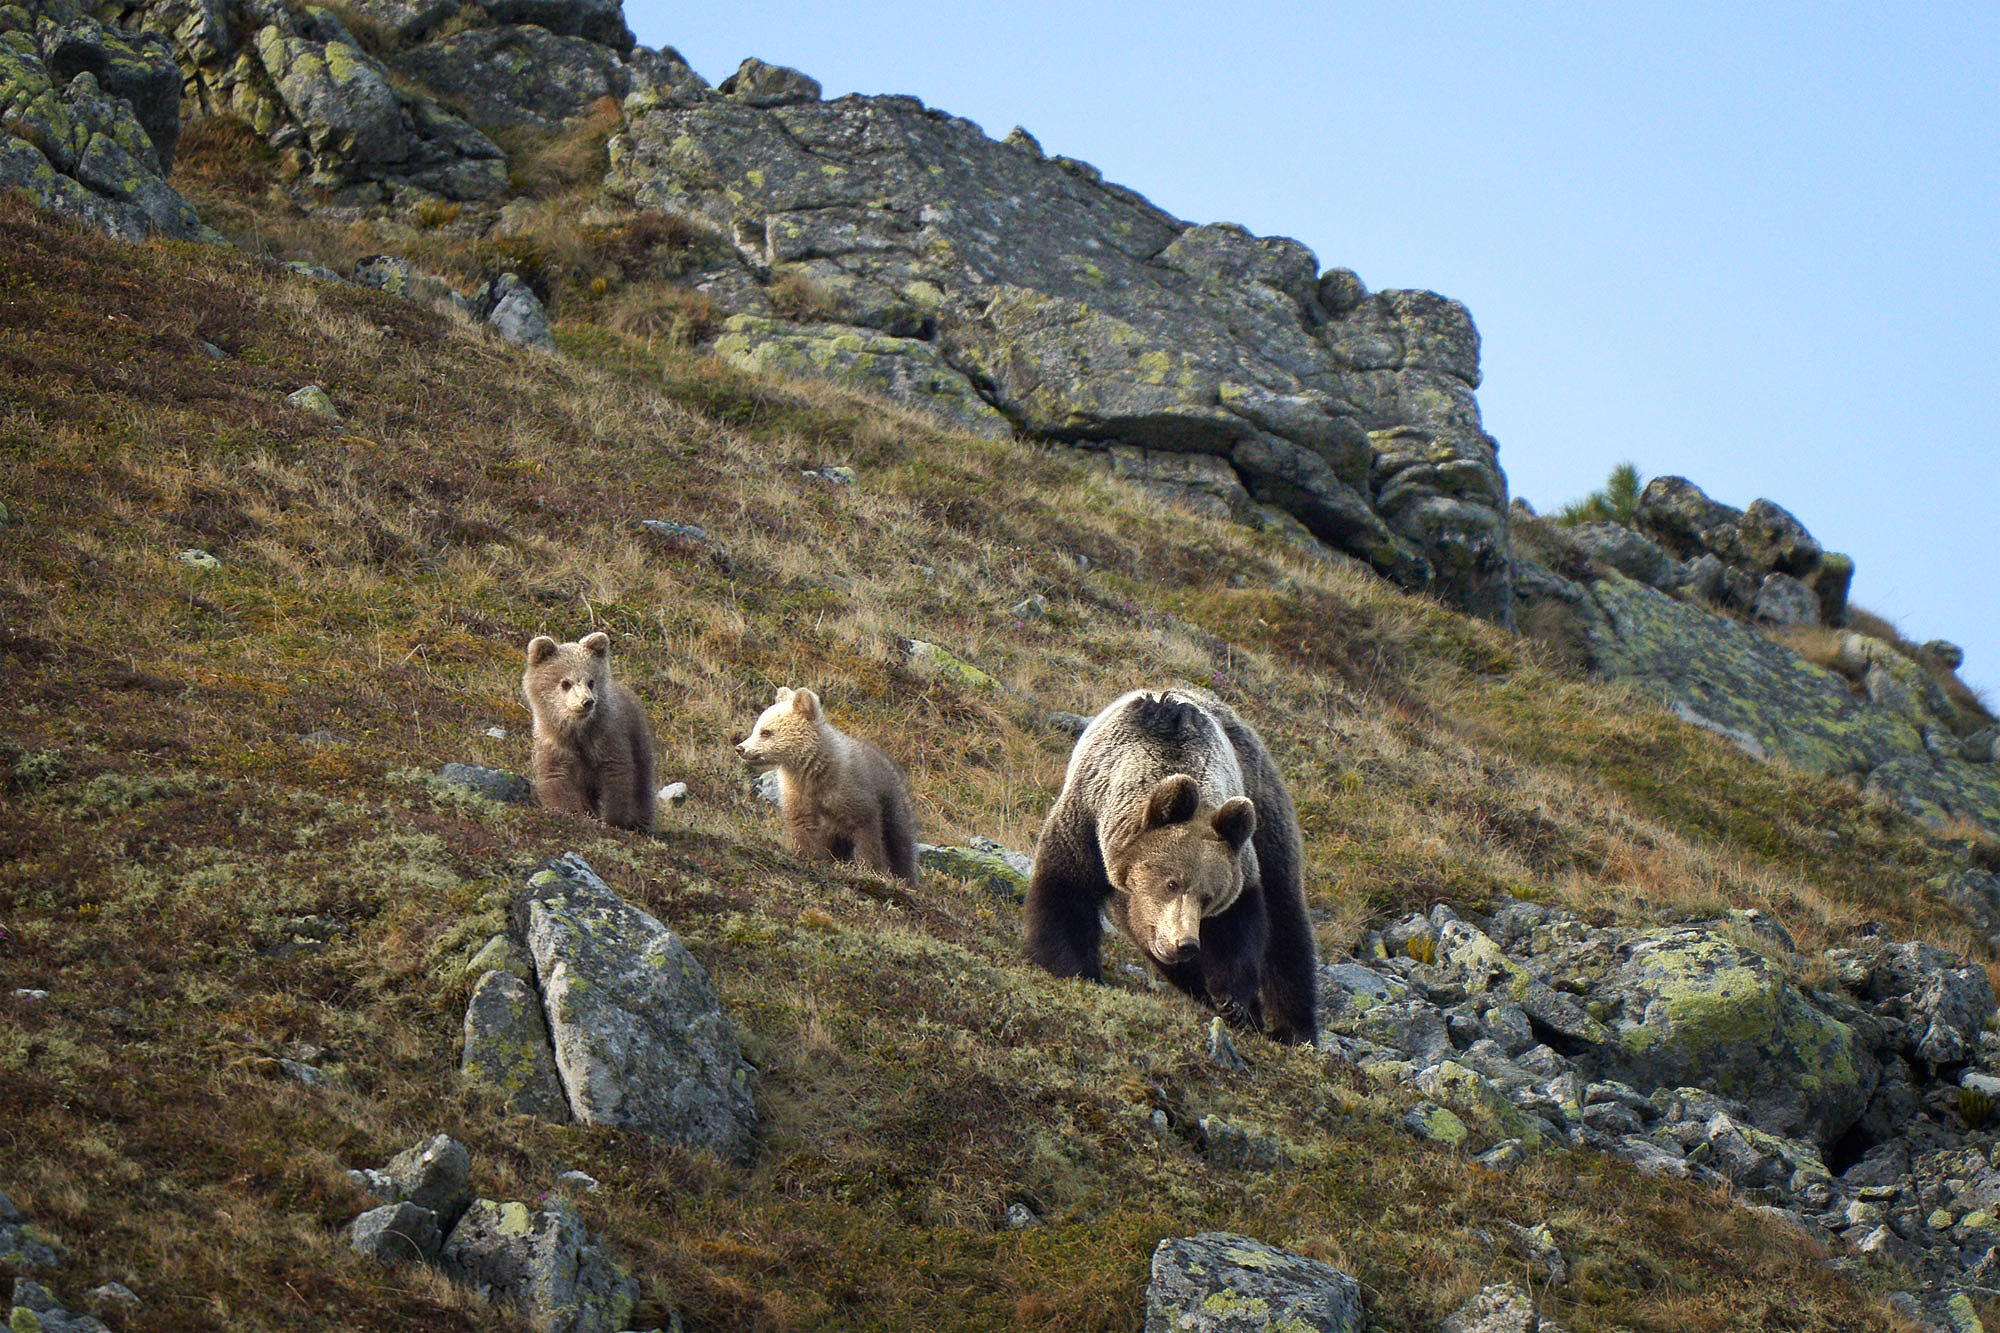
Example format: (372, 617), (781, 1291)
(1143, 1232), (1362, 1333)
(1579, 573), (2000, 834)
(96, 0), (510, 203)
(606, 62), (1514, 621)
(1, 0), (217, 240)
(1321, 894), (2000, 1311)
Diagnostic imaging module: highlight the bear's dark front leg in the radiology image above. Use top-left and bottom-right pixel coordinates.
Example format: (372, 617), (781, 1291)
(1194, 891), (1270, 1034)
(1024, 817), (1110, 982)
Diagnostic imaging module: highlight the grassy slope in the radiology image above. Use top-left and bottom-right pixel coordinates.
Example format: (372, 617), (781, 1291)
(1, 193), (1993, 1331)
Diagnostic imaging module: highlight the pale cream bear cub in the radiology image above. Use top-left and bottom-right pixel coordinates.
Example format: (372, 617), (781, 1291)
(736, 687), (918, 883)
(522, 631), (657, 834)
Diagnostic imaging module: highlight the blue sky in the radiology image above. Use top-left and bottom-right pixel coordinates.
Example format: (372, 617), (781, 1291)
(627, 3), (1999, 700)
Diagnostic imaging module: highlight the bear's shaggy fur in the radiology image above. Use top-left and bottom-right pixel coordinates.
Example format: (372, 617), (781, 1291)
(737, 687), (918, 883)
(522, 632), (657, 834)
(1024, 687), (1317, 1043)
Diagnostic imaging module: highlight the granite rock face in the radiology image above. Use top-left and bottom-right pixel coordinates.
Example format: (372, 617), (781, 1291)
(0, 0), (217, 240)
(440, 1198), (638, 1333)
(606, 67), (1514, 621)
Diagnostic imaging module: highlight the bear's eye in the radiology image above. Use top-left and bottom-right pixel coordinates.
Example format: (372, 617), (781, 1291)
(561, 680), (572, 691)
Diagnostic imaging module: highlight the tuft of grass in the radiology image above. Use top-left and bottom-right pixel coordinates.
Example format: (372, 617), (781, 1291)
(495, 96), (623, 200)
(1553, 462), (1643, 527)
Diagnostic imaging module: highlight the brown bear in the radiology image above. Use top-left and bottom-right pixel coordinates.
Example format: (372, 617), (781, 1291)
(1024, 687), (1318, 1044)
(522, 632), (657, 834)
(736, 687), (918, 883)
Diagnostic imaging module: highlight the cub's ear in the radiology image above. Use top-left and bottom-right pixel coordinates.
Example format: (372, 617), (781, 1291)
(792, 688), (821, 720)
(526, 636), (559, 666)
(580, 631), (610, 658)
(774, 686), (795, 704)
(1141, 774), (1201, 830)
(1212, 796), (1257, 852)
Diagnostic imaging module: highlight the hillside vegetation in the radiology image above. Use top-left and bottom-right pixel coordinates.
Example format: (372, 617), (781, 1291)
(4, 194), (1997, 1331)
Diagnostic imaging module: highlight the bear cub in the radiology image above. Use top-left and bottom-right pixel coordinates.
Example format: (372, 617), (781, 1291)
(1024, 687), (1317, 1044)
(737, 687), (918, 883)
(522, 632), (658, 834)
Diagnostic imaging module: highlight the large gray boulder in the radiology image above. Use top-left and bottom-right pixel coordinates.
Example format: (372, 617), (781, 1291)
(392, 26), (641, 130)
(1567, 521), (1681, 590)
(1143, 1233), (1362, 1333)
(522, 854), (756, 1159)
(607, 77), (1513, 621)
(440, 1198), (638, 1333)
(348, 1201), (443, 1264)
(0, 0), (217, 242)
(478, 273), (558, 352)
(1860, 941), (1996, 1071)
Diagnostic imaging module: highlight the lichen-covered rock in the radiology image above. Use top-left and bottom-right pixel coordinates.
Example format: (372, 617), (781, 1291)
(1567, 521), (1681, 589)
(439, 1198), (638, 1333)
(392, 25), (632, 129)
(1596, 927), (1876, 1143)
(462, 969), (571, 1121)
(605, 77), (1513, 620)
(0, 0), (217, 242)
(522, 854), (756, 1159)
(1441, 1283), (1539, 1333)
(115, 0), (506, 200)
(1753, 572), (1821, 628)
(1861, 941), (1996, 1070)
(8, 1279), (109, 1333)
(348, 1201), (442, 1264)
(381, 1134), (473, 1226)
(477, 273), (558, 352)
(916, 842), (1027, 899)
(713, 316), (1011, 438)
(1143, 1232), (1362, 1333)
(1583, 574), (2000, 835)
(437, 762), (534, 804)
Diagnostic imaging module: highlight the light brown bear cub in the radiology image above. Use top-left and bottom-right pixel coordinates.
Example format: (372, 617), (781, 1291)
(522, 632), (657, 834)
(736, 687), (918, 883)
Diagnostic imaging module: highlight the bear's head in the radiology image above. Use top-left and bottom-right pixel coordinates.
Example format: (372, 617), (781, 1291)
(1106, 774), (1256, 967)
(523, 632), (612, 733)
(736, 687), (826, 773)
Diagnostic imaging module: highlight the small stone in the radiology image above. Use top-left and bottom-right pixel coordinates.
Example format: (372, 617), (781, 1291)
(901, 639), (999, 690)
(84, 1283), (139, 1308)
(556, 1170), (599, 1193)
(1929, 1207), (1958, 1229)
(198, 340), (227, 359)
(1207, 1016), (1248, 1070)
(1010, 594), (1050, 620)
(1844, 1199), (1885, 1229)
(1005, 1202), (1040, 1229)
(1048, 711), (1094, 736)
(0, 1190), (18, 1223)
(1441, 1282), (1538, 1333)
(1475, 1139), (1527, 1172)
(286, 384), (340, 419)
(816, 465), (857, 485)
(301, 729), (346, 747)
(384, 1135), (473, 1226)
(436, 763), (534, 805)
(1924, 640), (1967, 671)
(478, 274), (558, 353)
(658, 782), (689, 808)
(637, 519), (711, 545)
(176, 549), (220, 570)
(1402, 1102), (1468, 1146)
(11, 989), (49, 1001)
(754, 769), (782, 805)
(484, 726), (508, 740)
(278, 1058), (324, 1086)
(348, 1201), (442, 1264)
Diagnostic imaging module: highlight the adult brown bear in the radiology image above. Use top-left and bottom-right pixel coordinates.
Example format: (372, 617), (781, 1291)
(1024, 687), (1317, 1044)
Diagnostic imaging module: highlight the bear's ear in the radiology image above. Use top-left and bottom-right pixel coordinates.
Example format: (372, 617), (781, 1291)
(1212, 796), (1257, 852)
(1141, 774), (1201, 830)
(580, 631), (610, 659)
(774, 686), (794, 704)
(792, 688), (821, 720)
(526, 636), (559, 666)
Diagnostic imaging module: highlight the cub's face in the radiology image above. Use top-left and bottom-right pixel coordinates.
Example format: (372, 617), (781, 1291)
(736, 687), (822, 773)
(1109, 774), (1257, 968)
(523, 632), (611, 732)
